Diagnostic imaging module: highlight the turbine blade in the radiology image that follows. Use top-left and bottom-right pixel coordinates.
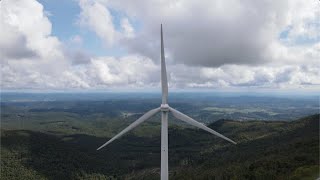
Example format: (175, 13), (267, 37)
(161, 24), (168, 104)
(169, 107), (236, 144)
(97, 107), (161, 150)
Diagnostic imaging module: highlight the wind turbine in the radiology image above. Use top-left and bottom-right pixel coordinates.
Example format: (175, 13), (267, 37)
(97, 24), (236, 180)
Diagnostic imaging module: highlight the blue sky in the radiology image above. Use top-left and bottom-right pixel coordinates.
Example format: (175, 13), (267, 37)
(39, 0), (109, 56)
(39, 0), (80, 40)
(39, 0), (130, 57)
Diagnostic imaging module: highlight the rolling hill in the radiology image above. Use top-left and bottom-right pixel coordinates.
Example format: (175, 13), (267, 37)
(1, 114), (319, 179)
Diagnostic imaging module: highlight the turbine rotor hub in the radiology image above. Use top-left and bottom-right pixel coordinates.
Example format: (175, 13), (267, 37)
(160, 104), (169, 111)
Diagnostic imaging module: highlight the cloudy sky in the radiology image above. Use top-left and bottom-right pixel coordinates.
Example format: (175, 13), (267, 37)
(1, 0), (319, 92)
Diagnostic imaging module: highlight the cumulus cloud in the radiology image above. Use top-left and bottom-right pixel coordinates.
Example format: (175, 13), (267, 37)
(121, 18), (135, 38)
(0, 0), (63, 60)
(78, 0), (117, 46)
(0, 0), (158, 90)
(105, 0), (319, 67)
(77, 0), (137, 46)
(69, 35), (83, 45)
(169, 64), (320, 89)
(0, 0), (319, 91)
(65, 49), (91, 65)
(86, 55), (159, 87)
(0, 24), (38, 59)
(0, 0), (69, 89)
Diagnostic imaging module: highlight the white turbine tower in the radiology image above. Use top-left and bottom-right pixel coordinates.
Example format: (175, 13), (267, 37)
(97, 24), (236, 180)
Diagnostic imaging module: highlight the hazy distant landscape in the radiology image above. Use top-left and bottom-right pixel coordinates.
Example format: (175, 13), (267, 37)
(1, 92), (319, 179)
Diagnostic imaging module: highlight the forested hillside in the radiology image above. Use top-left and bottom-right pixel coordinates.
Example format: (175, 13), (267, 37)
(1, 114), (319, 179)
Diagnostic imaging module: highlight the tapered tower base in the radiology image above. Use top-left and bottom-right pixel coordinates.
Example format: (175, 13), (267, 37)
(161, 110), (169, 180)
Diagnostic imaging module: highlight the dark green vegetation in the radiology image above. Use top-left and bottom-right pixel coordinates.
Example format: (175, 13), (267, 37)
(1, 114), (319, 179)
(1, 93), (319, 179)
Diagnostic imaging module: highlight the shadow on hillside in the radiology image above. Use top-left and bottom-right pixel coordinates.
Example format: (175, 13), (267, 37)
(1, 130), (163, 179)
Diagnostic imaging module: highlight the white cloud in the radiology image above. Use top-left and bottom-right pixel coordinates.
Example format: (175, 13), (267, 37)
(69, 35), (83, 45)
(78, 0), (117, 46)
(77, 0), (137, 46)
(0, 0), (70, 89)
(283, 0), (320, 43)
(0, 0), (61, 60)
(97, 0), (319, 68)
(121, 18), (135, 38)
(0, 0), (319, 91)
(86, 55), (159, 87)
(2, 0), (63, 59)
